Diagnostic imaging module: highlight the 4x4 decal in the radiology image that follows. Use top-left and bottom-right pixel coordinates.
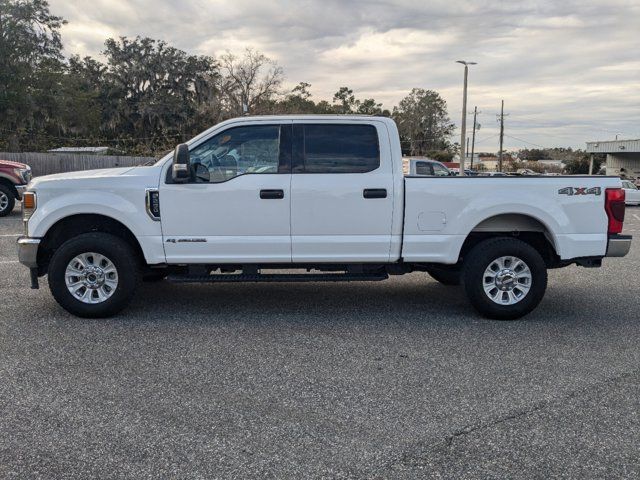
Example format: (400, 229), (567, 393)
(558, 187), (601, 196)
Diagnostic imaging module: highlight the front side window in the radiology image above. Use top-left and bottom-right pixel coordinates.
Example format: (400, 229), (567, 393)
(415, 161), (434, 175)
(297, 124), (380, 173)
(432, 163), (450, 176)
(189, 125), (281, 183)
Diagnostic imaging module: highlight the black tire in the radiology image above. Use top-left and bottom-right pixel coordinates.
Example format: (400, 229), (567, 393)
(0, 184), (16, 217)
(48, 232), (141, 318)
(462, 237), (547, 320)
(427, 267), (461, 286)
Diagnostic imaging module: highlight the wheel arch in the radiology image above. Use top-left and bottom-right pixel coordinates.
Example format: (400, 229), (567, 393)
(0, 176), (19, 198)
(37, 214), (146, 275)
(460, 213), (560, 267)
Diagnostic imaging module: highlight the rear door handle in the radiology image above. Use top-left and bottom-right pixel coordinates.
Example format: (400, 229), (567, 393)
(260, 189), (284, 199)
(363, 188), (387, 199)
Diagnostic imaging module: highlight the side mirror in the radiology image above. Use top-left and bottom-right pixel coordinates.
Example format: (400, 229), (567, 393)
(171, 143), (191, 182)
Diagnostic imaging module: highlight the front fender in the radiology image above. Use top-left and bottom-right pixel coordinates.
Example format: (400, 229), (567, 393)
(30, 191), (150, 237)
(28, 190), (165, 264)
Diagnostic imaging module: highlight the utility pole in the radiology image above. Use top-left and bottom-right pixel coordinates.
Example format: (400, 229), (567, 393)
(470, 106), (479, 170)
(456, 60), (476, 175)
(466, 137), (470, 163)
(498, 100), (505, 172)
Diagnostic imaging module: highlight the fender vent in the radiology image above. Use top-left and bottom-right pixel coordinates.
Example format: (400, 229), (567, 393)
(145, 189), (160, 220)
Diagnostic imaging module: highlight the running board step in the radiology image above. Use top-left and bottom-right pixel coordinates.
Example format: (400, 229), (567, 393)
(167, 273), (388, 283)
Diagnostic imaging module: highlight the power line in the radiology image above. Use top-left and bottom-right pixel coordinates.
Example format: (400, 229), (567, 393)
(475, 134), (499, 144)
(503, 134), (545, 148)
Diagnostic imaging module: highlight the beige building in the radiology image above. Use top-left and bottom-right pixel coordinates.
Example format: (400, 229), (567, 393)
(586, 139), (640, 177)
(478, 156), (499, 171)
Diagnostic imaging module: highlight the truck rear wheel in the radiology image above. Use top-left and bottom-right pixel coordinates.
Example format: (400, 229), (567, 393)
(0, 184), (15, 217)
(462, 237), (547, 320)
(48, 233), (140, 318)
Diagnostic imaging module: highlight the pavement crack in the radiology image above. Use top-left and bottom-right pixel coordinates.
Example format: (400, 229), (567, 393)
(444, 400), (548, 447)
(372, 369), (640, 475)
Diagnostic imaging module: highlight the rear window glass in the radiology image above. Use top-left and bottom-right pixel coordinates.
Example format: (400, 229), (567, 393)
(301, 124), (380, 173)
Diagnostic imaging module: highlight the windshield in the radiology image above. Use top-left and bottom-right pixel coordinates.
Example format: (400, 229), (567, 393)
(152, 151), (174, 167)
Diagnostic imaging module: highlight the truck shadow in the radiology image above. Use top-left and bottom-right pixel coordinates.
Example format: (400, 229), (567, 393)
(132, 276), (471, 325)
(122, 274), (625, 329)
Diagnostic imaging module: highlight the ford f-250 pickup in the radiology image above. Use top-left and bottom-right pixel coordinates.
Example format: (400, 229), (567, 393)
(0, 159), (32, 216)
(17, 116), (631, 319)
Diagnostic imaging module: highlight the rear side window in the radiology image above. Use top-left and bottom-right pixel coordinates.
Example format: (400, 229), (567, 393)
(297, 124), (380, 173)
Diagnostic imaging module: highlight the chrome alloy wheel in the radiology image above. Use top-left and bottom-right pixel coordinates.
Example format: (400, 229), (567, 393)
(482, 256), (532, 305)
(65, 252), (118, 304)
(0, 192), (8, 212)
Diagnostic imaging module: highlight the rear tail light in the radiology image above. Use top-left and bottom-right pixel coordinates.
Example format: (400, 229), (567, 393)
(605, 188), (625, 234)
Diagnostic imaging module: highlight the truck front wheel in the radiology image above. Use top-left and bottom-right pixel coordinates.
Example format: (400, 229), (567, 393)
(462, 237), (547, 320)
(48, 233), (141, 318)
(0, 184), (16, 217)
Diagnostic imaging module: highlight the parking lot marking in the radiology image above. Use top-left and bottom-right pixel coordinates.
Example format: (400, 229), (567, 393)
(0, 234), (20, 237)
(633, 213), (640, 222)
(0, 260), (18, 264)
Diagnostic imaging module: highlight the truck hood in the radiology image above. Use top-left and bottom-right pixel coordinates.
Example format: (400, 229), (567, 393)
(32, 166), (136, 182)
(29, 165), (161, 190)
(0, 159), (29, 169)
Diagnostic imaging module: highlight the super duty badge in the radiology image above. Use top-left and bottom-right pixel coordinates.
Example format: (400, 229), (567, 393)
(165, 238), (207, 243)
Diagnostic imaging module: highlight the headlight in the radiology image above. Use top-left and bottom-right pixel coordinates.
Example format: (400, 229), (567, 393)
(22, 191), (37, 221)
(13, 167), (31, 184)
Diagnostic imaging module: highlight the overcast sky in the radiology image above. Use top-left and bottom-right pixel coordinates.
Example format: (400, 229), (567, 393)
(50, 0), (640, 151)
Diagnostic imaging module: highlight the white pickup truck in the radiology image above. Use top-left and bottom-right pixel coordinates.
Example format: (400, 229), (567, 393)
(17, 116), (631, 320)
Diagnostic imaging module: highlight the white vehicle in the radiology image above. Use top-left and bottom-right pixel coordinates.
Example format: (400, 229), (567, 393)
(405, 158), (452, 176)
(621, 180), (640, 205)
(516, 168), (539, 176)
(17, 116), (632, 320)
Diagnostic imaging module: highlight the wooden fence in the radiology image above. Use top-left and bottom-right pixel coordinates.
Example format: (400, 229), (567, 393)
(0, 152), (156, 177)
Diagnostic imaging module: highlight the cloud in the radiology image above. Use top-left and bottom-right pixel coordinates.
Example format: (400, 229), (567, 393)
(50, 0), (640, 150)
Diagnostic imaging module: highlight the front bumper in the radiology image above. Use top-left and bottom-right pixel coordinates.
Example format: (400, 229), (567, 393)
(15, 185), (26, 200)
(606, 234), (632, 257)
(17, 237), (40, 268)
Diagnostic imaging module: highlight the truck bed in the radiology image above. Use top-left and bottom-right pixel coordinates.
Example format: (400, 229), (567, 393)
(401, 175), (623, 263)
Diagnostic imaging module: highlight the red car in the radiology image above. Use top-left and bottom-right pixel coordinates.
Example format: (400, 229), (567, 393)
(0, 159), (32, 216)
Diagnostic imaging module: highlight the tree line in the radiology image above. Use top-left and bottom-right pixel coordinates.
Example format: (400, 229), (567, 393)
(516, 148), (604, 174)
(0, 0), (455, 157)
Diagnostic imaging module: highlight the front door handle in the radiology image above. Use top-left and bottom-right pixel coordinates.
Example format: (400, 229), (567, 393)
(363, 188), (387, 199)
(260, 189), (284, 199)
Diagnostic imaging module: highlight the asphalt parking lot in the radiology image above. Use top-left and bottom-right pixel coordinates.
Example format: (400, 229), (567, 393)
(1, 205), (639, 479)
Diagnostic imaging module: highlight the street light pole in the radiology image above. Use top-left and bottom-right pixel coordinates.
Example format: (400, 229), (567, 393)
(456, 60), (476, 176)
